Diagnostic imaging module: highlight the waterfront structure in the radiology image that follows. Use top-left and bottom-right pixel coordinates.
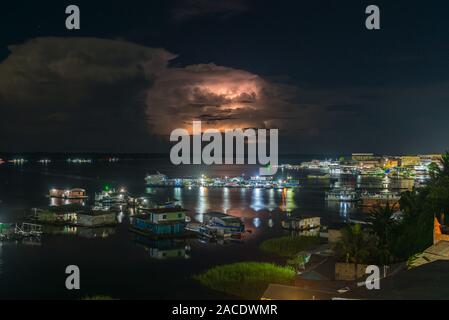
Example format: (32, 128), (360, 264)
(34, 205), (79, 223)
(95, 188), (128, 204)
(281, 216), (321, 231)
(145, 172), (169, 186)
(400, 156), (420, 167)
(33, 205), (115, 227)
(131, 207), (188, 238)
(351, 153), (375, 161)
(325, 186), (360, 202)
(76, 209), (116, 227)
(48, 188), (87, 200)
(203, 212), (245, 233)
(360, 190), (401, 208)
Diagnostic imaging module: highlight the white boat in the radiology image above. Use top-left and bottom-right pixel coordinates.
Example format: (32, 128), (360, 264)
(94, 188), (127, 204)
(325, 186), (360, 202)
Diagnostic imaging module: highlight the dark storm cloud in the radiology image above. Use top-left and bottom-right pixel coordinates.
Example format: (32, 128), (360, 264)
(0, 37), (174, 152)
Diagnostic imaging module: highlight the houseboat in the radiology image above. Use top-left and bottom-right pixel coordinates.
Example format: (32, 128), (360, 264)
(281, 216), (321, 231)
(360, 190), (401, 207)
(130, 207), (191, 239)
(203, 212), (245, 233)
(94, 188), (128, 205)
(75, 207), (117, 227)
(48, 188), (88, 200)
(325, 186), (360, 202)
(189, 212), (246, 239)
(145, 172), (169, 186)
(32, 205), (80, 224)
(31, 205), (116, 227)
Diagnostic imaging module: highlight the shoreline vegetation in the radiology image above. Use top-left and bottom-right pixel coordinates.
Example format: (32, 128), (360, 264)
(194, 236), (324, 299)
(259, 235), (325, 257)
(193, 262), (295, 299)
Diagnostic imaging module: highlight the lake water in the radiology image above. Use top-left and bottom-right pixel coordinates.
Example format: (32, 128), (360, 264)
(0, 158), (411, 299)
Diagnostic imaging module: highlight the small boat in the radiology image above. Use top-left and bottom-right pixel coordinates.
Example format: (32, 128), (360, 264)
(95, 188), (128, 204)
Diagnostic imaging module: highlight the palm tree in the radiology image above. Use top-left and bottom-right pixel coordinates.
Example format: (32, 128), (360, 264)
(429, 152), (449, 181)
(428, 152), (449, 224)
(336, 224), (371, 265)
(367, 203), (398, 265)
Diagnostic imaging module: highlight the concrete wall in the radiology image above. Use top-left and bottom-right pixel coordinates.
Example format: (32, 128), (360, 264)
(328, 229), (342, 244)
(335, 262), (368, 281)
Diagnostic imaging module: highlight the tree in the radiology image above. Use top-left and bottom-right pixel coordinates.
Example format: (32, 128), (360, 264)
(335, 224), (372, 265)
(428, 152), (449, 224)
(367, 203), (399, 265)
(287, 253), (310, 273)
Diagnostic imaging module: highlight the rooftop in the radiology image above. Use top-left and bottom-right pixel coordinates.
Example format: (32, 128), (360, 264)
(341, 260), (449, 300)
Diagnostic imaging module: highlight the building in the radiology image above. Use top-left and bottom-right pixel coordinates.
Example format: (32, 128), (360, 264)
(382, 157), (400, 169)
(400, 156), (420, 167)
(145, 172), (168, 186)
(351, 153), (375, 161)
(340, 260), (449, 300)
(49, 188), (87, 199)
(131, 207), (188, 238)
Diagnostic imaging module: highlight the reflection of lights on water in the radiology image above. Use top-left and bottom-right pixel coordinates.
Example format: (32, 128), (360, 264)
(223, 187), (230, 213)
(195, 213), (204, 223)
(146, 187), (156, 195)
(117, 212), (124, 223)
(339, 202), (349, 218)
(196, 187), (209, 215)
(253, 217), (261, 228)
(251, 188), (264, 211)
(280, 188), (297, 212)
(174, 188), (183, 207)
(268, 189), (276, 211)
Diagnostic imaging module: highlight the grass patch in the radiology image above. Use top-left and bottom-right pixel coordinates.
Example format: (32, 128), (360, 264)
(193, 262), (295, 299)
(260, 235), (325, 257)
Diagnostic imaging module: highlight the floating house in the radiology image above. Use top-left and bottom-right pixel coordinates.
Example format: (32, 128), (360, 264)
(281, 216), (321, 231)
(131, 207), (189, 238)
(33, 205), (115, 227)
(48, 188), (88, 199)
(203, 212), (245, 233)
(76, 209), (116, 227)
(33, 205), (80, 224)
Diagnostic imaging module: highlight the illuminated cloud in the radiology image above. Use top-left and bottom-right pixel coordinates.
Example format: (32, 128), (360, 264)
(144, 63), (324, 136)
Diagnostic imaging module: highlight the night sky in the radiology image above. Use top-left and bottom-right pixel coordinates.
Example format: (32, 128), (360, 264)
(1, 0), (448, 154)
